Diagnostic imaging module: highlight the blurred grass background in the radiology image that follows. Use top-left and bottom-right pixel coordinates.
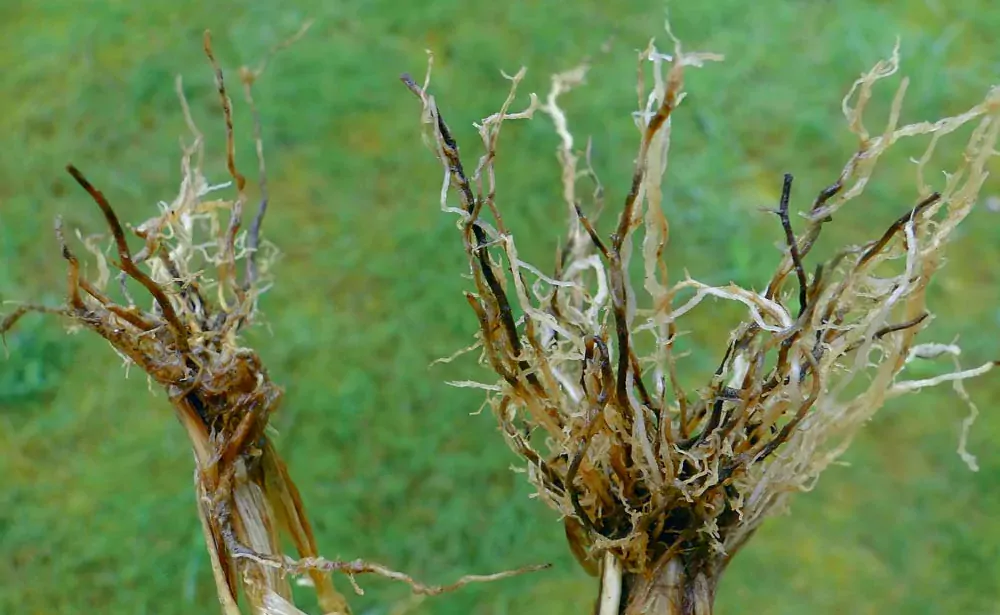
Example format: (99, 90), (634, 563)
(1, 1), (998, 613)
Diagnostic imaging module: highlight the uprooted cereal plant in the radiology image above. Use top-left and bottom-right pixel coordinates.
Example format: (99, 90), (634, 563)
(404, 32), (999, 614)
(1, 28), (544, 615)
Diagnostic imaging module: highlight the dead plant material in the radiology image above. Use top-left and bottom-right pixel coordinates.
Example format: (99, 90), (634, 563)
(3, 27), (543, 615)
(406, 32), (999, 614)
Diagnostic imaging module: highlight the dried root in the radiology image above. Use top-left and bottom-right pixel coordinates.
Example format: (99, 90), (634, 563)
(406, 30), (999, 614)
(3, 27), (543, 615)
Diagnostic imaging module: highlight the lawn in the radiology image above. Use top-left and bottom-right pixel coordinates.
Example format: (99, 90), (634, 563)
(1, 1), (998, 613)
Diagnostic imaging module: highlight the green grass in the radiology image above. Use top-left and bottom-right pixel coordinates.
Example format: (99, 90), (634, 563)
(1, 1), (998, 613)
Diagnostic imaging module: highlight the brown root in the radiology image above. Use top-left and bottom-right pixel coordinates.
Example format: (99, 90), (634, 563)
(3, 27), (546, 615)
(406, 27), (1000, 612)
